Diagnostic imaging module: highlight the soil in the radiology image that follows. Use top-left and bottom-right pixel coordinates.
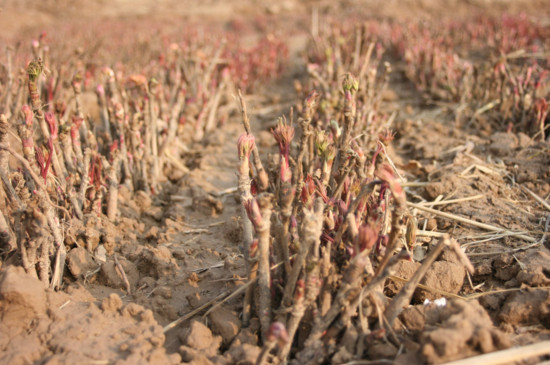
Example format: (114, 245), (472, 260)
(0, 0), (549, 364)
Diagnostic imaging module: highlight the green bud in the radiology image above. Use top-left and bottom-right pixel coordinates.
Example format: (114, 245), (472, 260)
(27, 58), (43, 82)
(342, 73), (359, 93)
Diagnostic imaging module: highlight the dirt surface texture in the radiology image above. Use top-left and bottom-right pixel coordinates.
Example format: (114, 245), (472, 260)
(0, 0), (549, 364)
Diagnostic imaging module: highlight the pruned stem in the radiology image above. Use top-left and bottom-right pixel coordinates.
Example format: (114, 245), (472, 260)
(278, 198), (324, 315)
(78, 148), (92, 211)
(243, 255), (258, 328)
(104, 152), (120, 221)
(147, 84), (160, 192)
(159, 88), (185, 156)
(278, 199), (324, 362)
(238, 135), (255, 327)
(237, 90), (269, 191)
(257, 193), (273, 341)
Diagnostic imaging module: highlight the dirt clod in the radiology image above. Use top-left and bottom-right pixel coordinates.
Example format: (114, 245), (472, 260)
(191, 186), (224, 216)
(208, 307), (241, 346)
(386, 260), (420, 295)
(0, 266), (46, 319)
(136, 246), (178, 279)
(67, 247), (99, 279)
(182, 320), (222, 357)
(99, 257), (139, 290)
(154, 285), (173, 299)
(475, 259), (494, 276)
(498, 288), (550, 328)
(421, 300), (510, 363)
(516, 248), (550, 287)
(415, 261), (465, 302)
(400, 304), (429, 332)
(0, 266), (178, 364)
(226, 343), (261, 365)
(367, 339), (399, 360)
(488, 132), (518, 156)
(102, 293), (123, 312)
(425, 179), (455, 200)
(179, 345), (215, 364)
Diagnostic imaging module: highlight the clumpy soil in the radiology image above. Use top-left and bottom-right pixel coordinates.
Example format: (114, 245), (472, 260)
(0, 266), (179, 364)
(1, 0), (550, 364)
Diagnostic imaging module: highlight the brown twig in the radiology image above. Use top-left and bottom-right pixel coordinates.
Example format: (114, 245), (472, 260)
(409, 202), (537, 242)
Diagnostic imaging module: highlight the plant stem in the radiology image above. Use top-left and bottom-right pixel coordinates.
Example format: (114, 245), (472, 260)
(104, 152), (120, 221)
(237, 90), (269, 191)
(278, 199), (324, 362)
(257, 193), (273, 341)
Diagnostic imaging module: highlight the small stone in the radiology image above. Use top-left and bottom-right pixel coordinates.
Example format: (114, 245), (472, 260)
(94, 245), (107, 263)
(413, 245), (426, 262)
